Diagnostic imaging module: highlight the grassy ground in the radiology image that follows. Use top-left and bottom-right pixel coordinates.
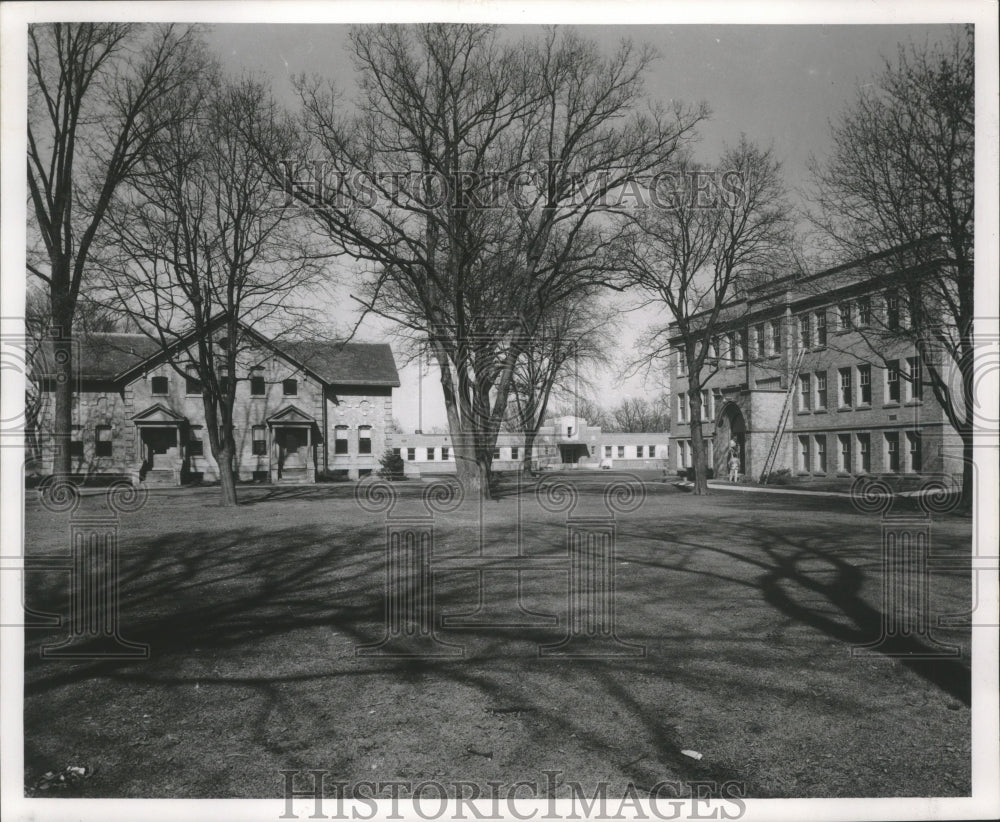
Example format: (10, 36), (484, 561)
(22, 473), (972, 798)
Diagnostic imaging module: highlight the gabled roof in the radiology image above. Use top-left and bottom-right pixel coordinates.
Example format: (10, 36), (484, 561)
(130, 403), (186, 423)
(35, 318), (400, 389)
(266, 405), (316, 425)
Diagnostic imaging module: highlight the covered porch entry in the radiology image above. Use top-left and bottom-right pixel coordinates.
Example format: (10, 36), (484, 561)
(267, 406), (318, 483)
(130, 403), (185, 486)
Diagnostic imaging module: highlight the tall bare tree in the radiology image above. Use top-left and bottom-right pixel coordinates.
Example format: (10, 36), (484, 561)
(269, 24), (706, 498)
(26, 23), (201, 479)
(607, 395), (671, 434)
(100, 68), (326, 506)
(807, 27), (974, 509)
(625, 139), (795, 494)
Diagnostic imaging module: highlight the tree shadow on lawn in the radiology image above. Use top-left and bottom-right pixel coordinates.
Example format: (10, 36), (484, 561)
(21, 499), (970, 797)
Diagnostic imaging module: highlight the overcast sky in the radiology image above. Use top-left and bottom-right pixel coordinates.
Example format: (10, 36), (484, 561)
(205, 23), (958, 432)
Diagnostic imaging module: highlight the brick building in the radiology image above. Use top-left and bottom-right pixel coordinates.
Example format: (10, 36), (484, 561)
(29, 322), (399, 485)
(668, 245), (964, 483)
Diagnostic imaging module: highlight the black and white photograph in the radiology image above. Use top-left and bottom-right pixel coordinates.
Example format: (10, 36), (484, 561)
(1, 2), (998, 821)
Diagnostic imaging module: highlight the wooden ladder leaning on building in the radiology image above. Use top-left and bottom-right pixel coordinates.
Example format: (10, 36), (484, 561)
(759, 347), (807, 485)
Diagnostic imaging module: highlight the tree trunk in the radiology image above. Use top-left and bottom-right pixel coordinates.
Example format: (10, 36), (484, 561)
(51, 328), (74, 479)
(959, 431), (973, 514)
(522, 427), (540, 475)
(217, 448), (238, 507)
(688, 385), (710, 495)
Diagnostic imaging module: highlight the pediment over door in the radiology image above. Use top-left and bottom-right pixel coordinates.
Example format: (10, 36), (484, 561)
(266, 405), (316, 426)
(130, 403), (186, 424)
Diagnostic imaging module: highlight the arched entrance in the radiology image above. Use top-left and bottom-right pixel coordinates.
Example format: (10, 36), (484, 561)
(715, 402), (747, 478)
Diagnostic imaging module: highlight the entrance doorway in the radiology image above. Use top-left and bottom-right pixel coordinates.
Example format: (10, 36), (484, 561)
(716, 403), (747, 477)
(140, 427), (178, 470)
(274, 426), (310, 478)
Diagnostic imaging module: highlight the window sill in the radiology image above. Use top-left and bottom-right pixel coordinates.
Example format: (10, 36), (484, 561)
(837, 406), (853, 412)
(855, 403), (871, 411)
(904, 399), (923, 407)
(813, 408), (828, 415)
(883, 401), (900, 409)
(796, 409), (812, 415)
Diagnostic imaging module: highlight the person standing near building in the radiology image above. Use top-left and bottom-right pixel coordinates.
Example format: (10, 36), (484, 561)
(728, 452), (740, 483)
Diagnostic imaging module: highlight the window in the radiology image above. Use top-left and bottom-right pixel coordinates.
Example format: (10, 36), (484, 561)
(701, 390), (709, 421)
(283, 378), (298, 396)
(815, 435), (827, 473)
(407, 447), (416, 461)
(814, 310), (827, 346)
(907, 285), (922, 329)
(798, 374), (811, 411)
(885, 290), (900, 330)
(798, 436), (810, 472)
(857, 296), (871, 327)
(677, 392), (688, 423)
(755, 323), (766, 358)
(838, 434), (852, 473)
(511, 446), (519, 460)
(70, 425), (83, 458)
(252, 425), (267, 456)
(219, 368), (230, 395)
(648, 445), (656, 457)
(769, 320), (782, 355)
(392, 447), (401, 458)
(426, 446), (435, 460)
(358, 425), (372, 455)
(905, 356), (922, 401)
(736, 330), (747, 363)
(188, 425), (204, 456)
(838, 302), (852, 330)
(839, 367), (852, 408)
(906, 432), (922, 473)
(636, 445), (644, 458)
(493, 447), (501, 460)
(185, 367), (201, 395)
(441, 447), (449, 461)
(618, 445), (625, 458)
(604, 445), (612, 458)
(886, 360), (900, 403)
(798, 315), (811, 349)
(815, 371), (828, 409)
(857, 433), (871, 473)
(250, 371), (266, 396)
(677, 349), (687, 377)
(726, 332), (736, 363)
(885, 432), (900, 472)
(858, 364), (871, 405)
(95, 425), (112, 457)
(151, 375), (168, 395)
(334, 426), (349, 454)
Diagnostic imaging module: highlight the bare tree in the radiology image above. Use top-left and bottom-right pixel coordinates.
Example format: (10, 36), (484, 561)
(606, 395), (671, 433)
(269, 24), (705, 498)
(26, 23), (201, 479)
(506, 294), (616, 472)
(100, 68), (327, 506)
(625, 139), (795, 494)
(807, 27), (974, 509)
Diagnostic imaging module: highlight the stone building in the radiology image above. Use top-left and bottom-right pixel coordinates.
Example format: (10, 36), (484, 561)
(668, 243), (964, 483)
(29, 321), (399, 485)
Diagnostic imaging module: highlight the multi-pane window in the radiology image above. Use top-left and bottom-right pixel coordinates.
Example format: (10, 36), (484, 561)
(838, 302), (852, 330)
(701, 390), (710, 421)
(906, 356), (922, 400)
(426, 446), (435, 460)
(839, 367), (852, 407)
(95, 425), (112, 457)
(151, 375), (169, 395)
(736, 330), (747, 362)
(511, 446), (519, 460)
(838, 434), (852, 473)
(769, 320), (782, 355)
(885, 433), (900, 472)
(798, 315), (811, 349)
(334, 425), (349, 454)
(755, 323), (766, 358)
(618, 445), (625, 458)
(726, 332), (737, 363)
(857, 296), (871, 327)
(648, 445), (656, 457)
(677, 392), (688, 423)
(885, 290), (900, 330)
(392, 447), (401, 458)
(798, 436), (810, 472)
(677, 350), (687, 377)
(858, 364), (871, 405)
(186, 367), (201, 395)
(906, 432), (922, 473)
(252, 425), (267, 456)
(815, 435), (827, 473)
(219, 368), (230, 395)
(857, 433), (871, 473)
(907, 285), (922, 329)
(250, 370), (266, 396)
(636, 445), (644, 458)
(358, 425), (372, 454)
(815, 371), (828, 409)
(798, 374), (811, 411)
(69, 425), (83, 458)
(407, 447), (416, 461)
(188, 425), (204, 456)
(815, 310), (827, 346)
(441, 447), (449, 461)
(283, 378), (298, 396)
(493, 447), (501, 460)
(604, 445), (612, 458)
(886, 360), (900, 402)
